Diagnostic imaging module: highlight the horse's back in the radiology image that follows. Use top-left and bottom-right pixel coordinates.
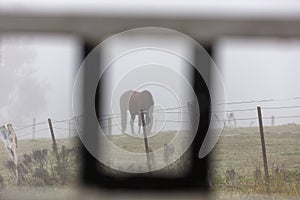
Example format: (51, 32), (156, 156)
(120, 90), (154, 115)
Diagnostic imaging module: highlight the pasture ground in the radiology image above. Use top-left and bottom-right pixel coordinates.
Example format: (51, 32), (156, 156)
(211, 124), (300, 198)
(0, 124), (299, 199)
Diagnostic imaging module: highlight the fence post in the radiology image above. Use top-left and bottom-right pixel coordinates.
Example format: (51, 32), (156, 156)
(140, 110), (152, 171)
(187, 101), (197, 128)
(257, 106), (269, 186)
(32, 118), (36, 140)
(48, 118), (59, 160)
(271, 115), (275, 127)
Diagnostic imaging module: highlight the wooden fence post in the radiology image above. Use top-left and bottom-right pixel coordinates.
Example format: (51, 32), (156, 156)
(140, 110), (152, 171)
(257, 106), (269, 186)
(271, 115), (275, 127)
(48, 118), (59, 160)
(187, 101), (198, 129)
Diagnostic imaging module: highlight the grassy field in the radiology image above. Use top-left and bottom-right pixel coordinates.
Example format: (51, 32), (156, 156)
(211, 124), (300, 179)
(210, 124), (300, 196)
(0, 125), (299, 198)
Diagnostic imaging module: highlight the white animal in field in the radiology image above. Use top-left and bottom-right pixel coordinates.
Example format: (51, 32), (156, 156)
(0, 124), (18, 164)
(226, 112), (236, 127)
(0, 123), (18, 183)
(120, 90), (154, 135)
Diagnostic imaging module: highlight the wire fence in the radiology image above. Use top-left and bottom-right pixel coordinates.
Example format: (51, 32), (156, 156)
(211, 128), (300, 181)
(14, 119), (76, 139)
(1, 96), (300, 184)
(8, 95), (300, 139)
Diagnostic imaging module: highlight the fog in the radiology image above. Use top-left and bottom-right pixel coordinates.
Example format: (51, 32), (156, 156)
(1, 34), (300, 139)
(100, 34), (194, 135)
(215, 38), (300, 126)
(0, 34), (81, 138)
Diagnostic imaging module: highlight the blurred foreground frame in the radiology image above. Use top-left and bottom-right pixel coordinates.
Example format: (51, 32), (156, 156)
(81, 41), (212, 191)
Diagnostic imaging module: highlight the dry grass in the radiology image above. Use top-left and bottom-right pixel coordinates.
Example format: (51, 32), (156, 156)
(210, 124), (300, 197)
(0, 137), (80, 187)
(0, 124), (299, 198)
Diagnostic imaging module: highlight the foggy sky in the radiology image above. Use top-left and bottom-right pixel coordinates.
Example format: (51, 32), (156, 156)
(215, 38), (300, 126)
(100, 34), (194, 134)
(0, 34), (81, 138)
(1, 34), (300, 138)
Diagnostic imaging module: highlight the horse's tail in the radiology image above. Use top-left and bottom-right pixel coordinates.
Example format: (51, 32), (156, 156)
(120, 91), (132, 133)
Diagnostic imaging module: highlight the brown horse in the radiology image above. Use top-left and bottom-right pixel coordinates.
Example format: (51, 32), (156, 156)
(120, 90), (154, 134)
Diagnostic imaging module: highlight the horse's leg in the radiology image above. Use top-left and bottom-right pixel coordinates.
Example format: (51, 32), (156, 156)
(130, 115), (135, 134)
